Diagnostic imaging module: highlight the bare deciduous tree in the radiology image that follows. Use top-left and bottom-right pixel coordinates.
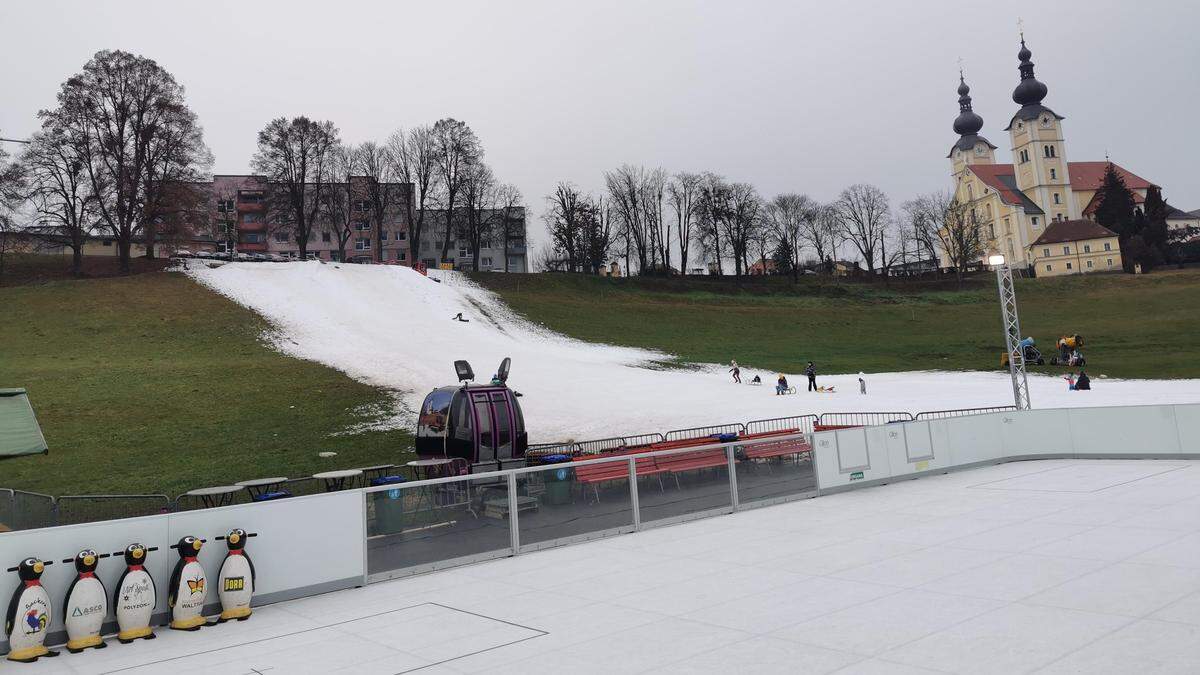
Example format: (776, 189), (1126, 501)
(22, 123), (95, 276)
(251, 116), (339, 259)
(45, 49), (209, 273)
(801, 204), (841, 272)
(322, 143), (359, 262)
(835, 183), (891, 276)
(667, 172), (702, 274)
(764, 193), (818, 281)
(388, 126), (437, 266)
(605, 165), (651, 274)
(357, 141), (400, 263)
(544, 182), (588, 272)
(904, 190), (992, 286)
(461, 162), (499, 271)
(431, 118), (481, 265)
(495, 183), (524, 272)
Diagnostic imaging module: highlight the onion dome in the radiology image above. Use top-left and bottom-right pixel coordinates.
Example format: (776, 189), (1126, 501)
(1012, 37), (1049, 106)
(953, 74), (984, 135)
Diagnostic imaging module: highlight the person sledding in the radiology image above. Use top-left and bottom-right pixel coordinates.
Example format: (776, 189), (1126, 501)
(451, 312), (469, 322)
(749, 375), (762, 385)
(1075, 370), (1091, 390)
(729, 360), (741, 384)
(776, 373), (791, 395)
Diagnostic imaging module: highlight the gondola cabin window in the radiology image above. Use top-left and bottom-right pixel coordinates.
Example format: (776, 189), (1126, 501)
(492, 392), (513, 459)
(473, 394), (494, 461)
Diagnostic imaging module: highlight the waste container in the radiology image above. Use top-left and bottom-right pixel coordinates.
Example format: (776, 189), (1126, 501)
(370, 475), (407, 534)
(540, 454), (573, 506)
(251, 490), (292, 502)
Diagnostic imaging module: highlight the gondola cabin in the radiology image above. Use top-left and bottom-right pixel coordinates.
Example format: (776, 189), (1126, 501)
(415, 358), (527, 472)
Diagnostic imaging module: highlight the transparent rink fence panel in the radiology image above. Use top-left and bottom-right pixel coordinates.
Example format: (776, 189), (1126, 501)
(365, 474), (513, 579)
(363, 433), (817, 579)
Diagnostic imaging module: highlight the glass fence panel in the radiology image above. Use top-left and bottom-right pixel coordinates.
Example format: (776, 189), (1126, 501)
(637, 448), (732, 524)
(735, 435), (817, 505)
(366, 475), (511, 577)
(515, 460), (634, 548)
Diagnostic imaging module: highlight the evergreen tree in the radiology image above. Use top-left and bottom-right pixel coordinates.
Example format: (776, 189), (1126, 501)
(771, 238), (795, 276)
(1091, 163), (1138, 271)
(1141, 186), (1171, 260)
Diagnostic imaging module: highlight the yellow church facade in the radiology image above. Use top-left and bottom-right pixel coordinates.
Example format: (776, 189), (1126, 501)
(943, 38), (1148, 276)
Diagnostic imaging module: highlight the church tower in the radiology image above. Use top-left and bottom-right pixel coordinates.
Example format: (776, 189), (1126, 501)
(947, 73), (997, 179)
(1005, 37), (1076, 222)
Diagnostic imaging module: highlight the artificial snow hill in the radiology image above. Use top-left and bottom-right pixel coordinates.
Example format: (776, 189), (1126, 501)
(187, 262), (1200, 443)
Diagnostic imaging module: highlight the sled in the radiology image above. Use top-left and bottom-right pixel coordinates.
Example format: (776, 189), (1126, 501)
(776, 387), (796, 395)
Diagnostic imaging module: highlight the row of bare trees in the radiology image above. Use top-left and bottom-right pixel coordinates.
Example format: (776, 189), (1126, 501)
(249, 116), (524, 269)
(540, 164), (991, 283)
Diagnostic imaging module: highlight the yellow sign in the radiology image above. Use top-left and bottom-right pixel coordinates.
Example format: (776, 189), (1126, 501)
(438, 262), (454, 270)
(224, 576), (245, 592)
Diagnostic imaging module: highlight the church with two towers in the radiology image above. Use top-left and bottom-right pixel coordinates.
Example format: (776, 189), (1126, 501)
(947, 37), (1157, 276)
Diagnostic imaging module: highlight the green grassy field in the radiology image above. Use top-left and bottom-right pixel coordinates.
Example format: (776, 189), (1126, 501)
(0, 266), (412, 496)
(474, 269), (1200, 380)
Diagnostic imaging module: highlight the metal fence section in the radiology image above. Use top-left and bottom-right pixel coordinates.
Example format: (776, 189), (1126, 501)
(575, 436), (632, 455)
(619, 433), (666, 449)
(915, 406), (1018, 420)
(54, 495), (172, 526)
(664, 423), (746, 441)
(745, 415), (819, 436)
(9, 490), (56, 531)
(0, 489), (13, 532)
(816, 411), (914, 428)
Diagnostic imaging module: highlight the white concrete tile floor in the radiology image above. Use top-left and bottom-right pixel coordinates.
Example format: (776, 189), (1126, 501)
(14, 458), (1200, 674)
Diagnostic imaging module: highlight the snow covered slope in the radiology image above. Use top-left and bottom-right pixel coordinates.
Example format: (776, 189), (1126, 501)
(186, 262), (1200, 442)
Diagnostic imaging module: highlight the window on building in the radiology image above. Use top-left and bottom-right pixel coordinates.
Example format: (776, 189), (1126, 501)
(1056, 213), (1064, 221)
(397, 231), (407, 241)
(397, 250), (406, 261)
(380, 231), (389, 241)
(1086, 260), (1093, 268)
(243, 213), (263, 224)
(1107, 258), (1113, 266)
(435, 241), (443, 250)
(1104, 242), (1111, 251)
(273, 232), (289, 243)
(244, 233), (264, 244)
(1066, 262), (1073, 270)
(1049, 168), (1057, 180)
(1043, 145), (1056, 158)
(481, 240), (492, 250)
(321, 232), (331, 243)
(1045, 264), (1052, 272)
(1008, 240), (1015, 256)
(1083, 244), (1091, 253)
(1043, 248), (1050, 257)
(988, 225), (995, 239)
(353, 221), (370, 231)
(1063, 246), (1071, 255)
(103, 239), (113, 246)
(216, 199), (235, 212)
(1032, 216), (1039, 227)
(1003, 217), (1010, 233)
(354, 200), (370, 212)
(239, 192), (264, 204)
(481, 257), (493, 267)
(355, 238), (371, 251)
(1053, 193), (1061, 205)
(459, 247), (469, 258)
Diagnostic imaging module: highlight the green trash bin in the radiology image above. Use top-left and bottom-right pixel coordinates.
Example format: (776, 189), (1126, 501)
(370, 475), (407, 534)
(540, 454), (573, 505)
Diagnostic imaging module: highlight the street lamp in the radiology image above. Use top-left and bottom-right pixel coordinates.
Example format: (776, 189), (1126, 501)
(991, 254), (1031, 410)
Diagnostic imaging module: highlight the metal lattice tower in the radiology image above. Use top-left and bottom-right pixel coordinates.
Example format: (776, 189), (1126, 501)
(996, 264), (1032, 410)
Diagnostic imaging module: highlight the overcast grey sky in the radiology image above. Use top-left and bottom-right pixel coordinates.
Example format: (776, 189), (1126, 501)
(3, 0), (1198, 249)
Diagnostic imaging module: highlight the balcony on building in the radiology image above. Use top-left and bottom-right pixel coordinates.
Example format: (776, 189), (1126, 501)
(238, 190), (266, 213)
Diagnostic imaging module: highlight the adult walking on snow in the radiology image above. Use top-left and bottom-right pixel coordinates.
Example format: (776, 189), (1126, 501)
(729, 359), (742, 384)
(805, 361), (817, 392)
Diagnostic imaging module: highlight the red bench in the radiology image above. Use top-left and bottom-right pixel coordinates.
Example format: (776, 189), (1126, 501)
(572, 450), (664, 502)
(653, 448), (729, 488)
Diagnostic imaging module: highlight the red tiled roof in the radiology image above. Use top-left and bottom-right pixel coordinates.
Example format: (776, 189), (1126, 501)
(1066, 162), (1154, 191)
(1031, 219), (1117, 246)
(966, 165), (1023, 205)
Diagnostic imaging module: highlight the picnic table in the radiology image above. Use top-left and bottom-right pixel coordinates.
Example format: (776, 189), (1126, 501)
(185, 485), (241, 508)
(235, 477), (289, 499)
(313, 469), (363, 492)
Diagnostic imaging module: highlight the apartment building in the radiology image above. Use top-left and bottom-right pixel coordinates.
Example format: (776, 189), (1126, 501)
(414, 208), (529, 273)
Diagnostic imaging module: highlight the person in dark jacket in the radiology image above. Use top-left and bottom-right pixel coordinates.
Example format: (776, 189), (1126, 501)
(1075, 370), (1091, 390)
(805, 362), (817, 391)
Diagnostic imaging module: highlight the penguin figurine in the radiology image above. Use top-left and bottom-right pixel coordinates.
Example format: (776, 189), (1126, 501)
(215, 529), (257, 622)
(4, 557), (59, 662)
(112, 543), (158, 643)
(167, 536), (208, 631)
(62, 549), (110, 653)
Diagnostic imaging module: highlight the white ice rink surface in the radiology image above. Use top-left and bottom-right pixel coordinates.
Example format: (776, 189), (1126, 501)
(186, 262), (1200, 443)
(23, 458), (1200, 674)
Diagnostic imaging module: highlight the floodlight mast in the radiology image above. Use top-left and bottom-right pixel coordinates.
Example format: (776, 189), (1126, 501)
(992, 256), (1032, 410)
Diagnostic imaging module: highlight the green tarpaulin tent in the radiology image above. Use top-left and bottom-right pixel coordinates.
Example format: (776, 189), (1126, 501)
(0, 389), (48, 458)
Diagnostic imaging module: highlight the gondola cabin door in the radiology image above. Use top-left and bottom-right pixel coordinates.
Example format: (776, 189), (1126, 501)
(469, 391), (517, 463)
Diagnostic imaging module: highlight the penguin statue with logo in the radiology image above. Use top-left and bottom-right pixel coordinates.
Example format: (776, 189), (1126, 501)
(167, 536), (208, 631)
(215, 529), (257, 622)
(112, 543), (158, 643)
(62, 549), (109, 653)
(4, 557), (59, 662)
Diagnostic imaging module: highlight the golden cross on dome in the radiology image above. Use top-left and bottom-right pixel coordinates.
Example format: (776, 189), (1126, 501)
(957, 56), (965, 77)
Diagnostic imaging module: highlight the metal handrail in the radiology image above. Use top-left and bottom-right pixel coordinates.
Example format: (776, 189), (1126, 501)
(914, 406), (1018, 420)
(664, 422), (746, 441)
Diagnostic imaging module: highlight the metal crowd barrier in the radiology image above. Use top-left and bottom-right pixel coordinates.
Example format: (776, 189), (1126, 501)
(915, 406), (1018, 420)
(816, 411), (914, 428)
(54, 495), (171, 525)
(745, 415), (819, 435)
(664, 423), (746, 441)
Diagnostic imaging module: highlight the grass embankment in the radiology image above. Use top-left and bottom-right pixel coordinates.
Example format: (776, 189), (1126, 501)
(0, 270), (411, 495)
(475, 270), (1200, 380)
